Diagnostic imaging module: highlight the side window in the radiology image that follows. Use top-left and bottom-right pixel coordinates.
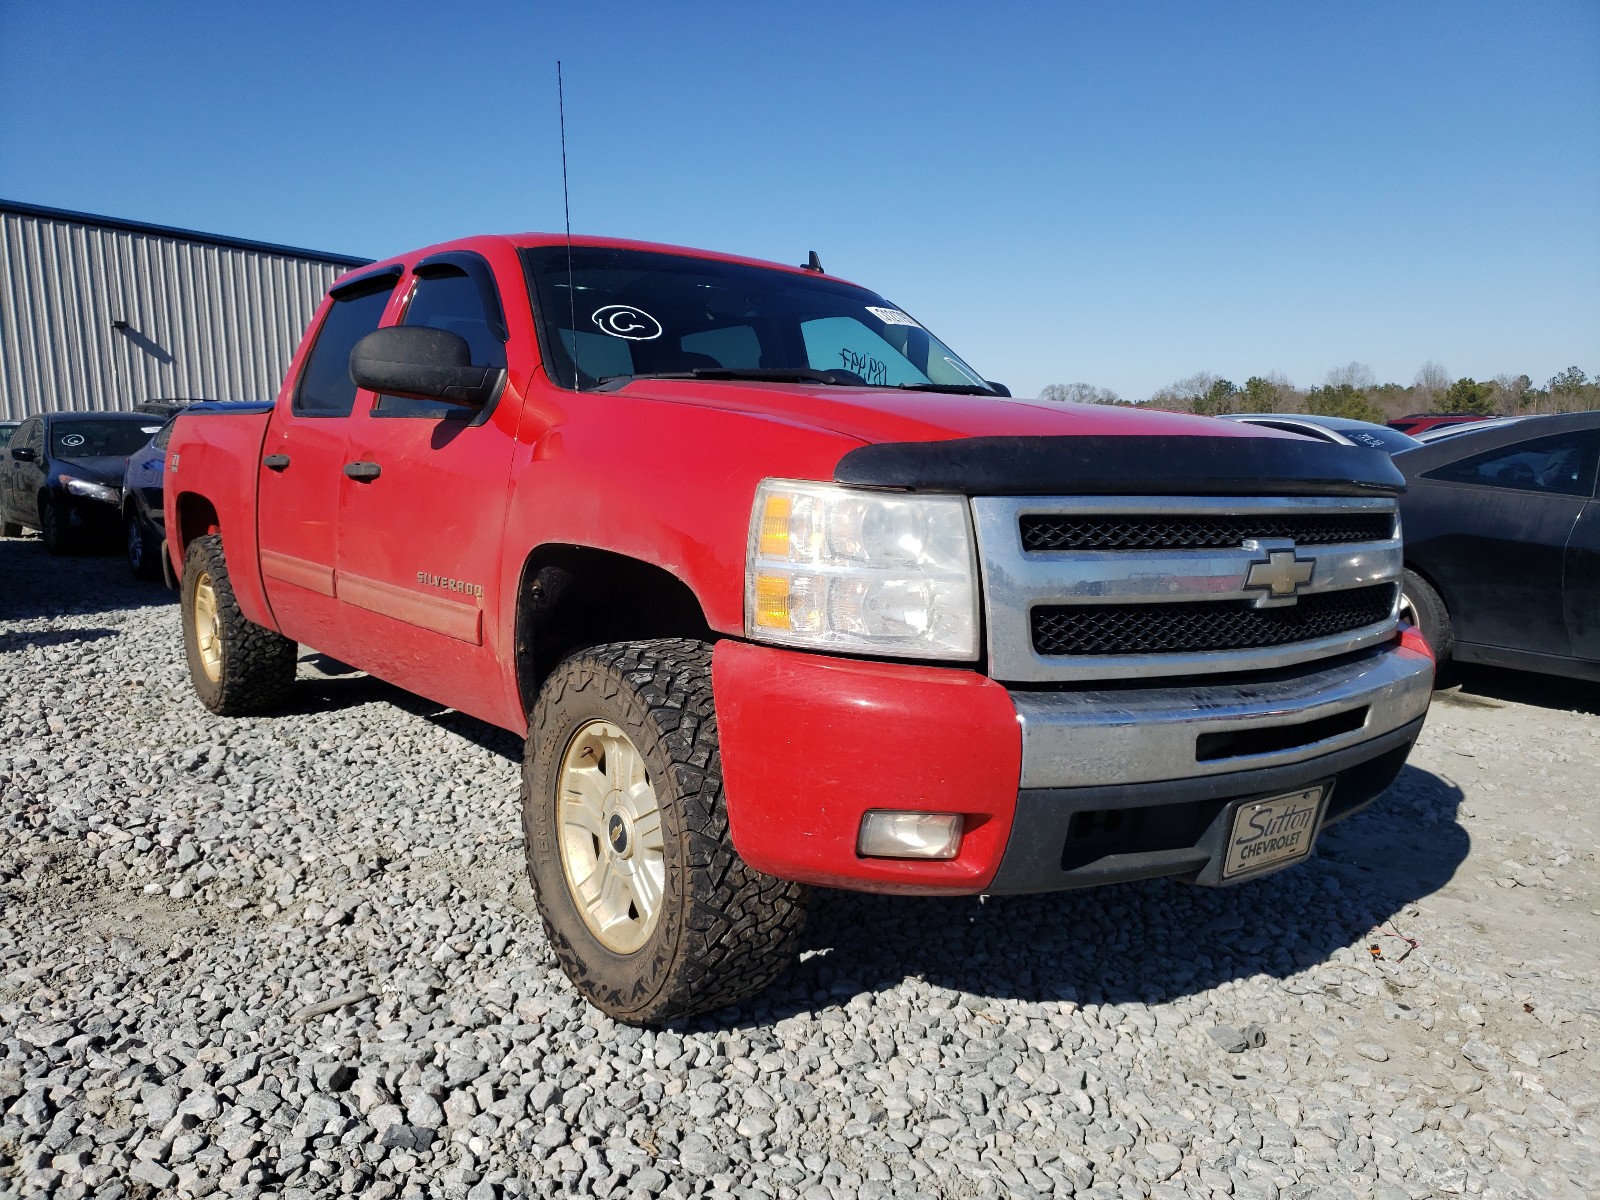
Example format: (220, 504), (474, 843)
(376, 270), (507, 418)
(1424, 432), (1598, 498)
(21, 420), (43, 452)
(294, 280), (397, 417)
(154, 418), (178, 451)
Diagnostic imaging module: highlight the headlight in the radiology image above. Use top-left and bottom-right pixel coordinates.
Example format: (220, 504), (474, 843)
(61, 476), (121, 505)
(745, 479), (979, 660)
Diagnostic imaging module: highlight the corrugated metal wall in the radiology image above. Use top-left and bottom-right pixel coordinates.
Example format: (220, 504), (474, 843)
(1, 205), (362, 420)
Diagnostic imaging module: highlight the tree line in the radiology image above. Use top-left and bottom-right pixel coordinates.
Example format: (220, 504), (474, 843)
(1040, 363), (1598, 423)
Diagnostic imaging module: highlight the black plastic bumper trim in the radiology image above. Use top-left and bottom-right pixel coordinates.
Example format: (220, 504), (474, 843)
(985, 717), (1423, 894)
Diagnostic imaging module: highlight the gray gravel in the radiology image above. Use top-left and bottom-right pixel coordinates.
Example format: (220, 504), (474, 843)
(2, 533), (1598, 1199)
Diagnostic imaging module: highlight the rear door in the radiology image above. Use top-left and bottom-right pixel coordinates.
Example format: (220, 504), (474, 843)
(5, 419), (46, 526)
(333, 253), (519, 723)
(1411, 429), (1599, 657)
(2, 418), (35, 522)
(256, 269), (401, 657)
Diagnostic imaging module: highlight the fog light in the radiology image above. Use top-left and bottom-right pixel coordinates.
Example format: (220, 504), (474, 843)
(857, 811), (963, 860)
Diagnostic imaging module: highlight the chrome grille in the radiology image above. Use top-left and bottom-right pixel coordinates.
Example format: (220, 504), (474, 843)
(1032, 584), (1399, 657)
(973, 495), (1403, 682)
(1020, 511), (1396, 553)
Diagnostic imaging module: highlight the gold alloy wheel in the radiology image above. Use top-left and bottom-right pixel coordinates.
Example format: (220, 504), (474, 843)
(192, 571), (223, 683)
(556, 720), (667, 954)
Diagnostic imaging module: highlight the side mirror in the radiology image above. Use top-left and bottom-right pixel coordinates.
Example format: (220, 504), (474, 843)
(10, 446), (36, 462)
(986, 381), (1011, 397)
(349, 327), (505, 409)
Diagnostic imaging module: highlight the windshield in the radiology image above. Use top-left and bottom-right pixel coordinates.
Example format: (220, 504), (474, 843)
(50, 419), (161, 458)
(521, 246), (993, 393)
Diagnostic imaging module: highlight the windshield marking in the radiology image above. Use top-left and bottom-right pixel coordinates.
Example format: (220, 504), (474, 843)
(866, 306), (919, 328)
(60, 433), (86, 447)
(837, 349), (889, 385)
(591, 305), (662, 341)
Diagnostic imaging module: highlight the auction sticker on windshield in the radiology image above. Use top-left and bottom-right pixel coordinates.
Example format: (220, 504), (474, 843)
(1222, 786), (1326, 880)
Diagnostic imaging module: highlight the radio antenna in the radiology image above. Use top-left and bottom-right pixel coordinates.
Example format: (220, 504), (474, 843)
(558, 60), (579, 390)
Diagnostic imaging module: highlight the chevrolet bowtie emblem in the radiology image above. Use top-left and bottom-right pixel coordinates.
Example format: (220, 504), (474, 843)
(1242, 539), (1314, 606)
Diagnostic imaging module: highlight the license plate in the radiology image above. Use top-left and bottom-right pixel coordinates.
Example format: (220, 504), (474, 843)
(1222, 786), (1326, 880)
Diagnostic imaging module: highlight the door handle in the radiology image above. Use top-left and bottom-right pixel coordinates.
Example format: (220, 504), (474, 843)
(343, 461), (382, 481)
(263, 454), (291, 472)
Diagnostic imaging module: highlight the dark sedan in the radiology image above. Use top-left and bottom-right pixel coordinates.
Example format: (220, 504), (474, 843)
(1, 411), (166, 553)
(1396, 411), (1599, 681)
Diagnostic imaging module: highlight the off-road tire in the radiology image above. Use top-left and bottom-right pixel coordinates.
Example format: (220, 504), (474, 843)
(39, 495), (74, 555)
(181, 534), (298, 715)
(126, 509), (162, 581)
(522, 639), (807, 1025)
(0, 520), (20, 538)
(1401, 568), (1453, 665)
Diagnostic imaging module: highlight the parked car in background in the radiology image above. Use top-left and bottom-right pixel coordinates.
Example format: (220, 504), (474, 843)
(0, 421), (18, 451)
(1395, 412), (1599, 680)
(134, 398), (208, 419)
(1388, 413), (1493, 436)
(1411, 415), (1527, 444)
(1, 411), (165, 553)
(122, 402), (268, 579)
(1217, 414), (1422, 454)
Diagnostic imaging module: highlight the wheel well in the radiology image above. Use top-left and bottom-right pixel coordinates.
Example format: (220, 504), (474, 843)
(514, 545), (715, 715)
(174, 493), (221, 556)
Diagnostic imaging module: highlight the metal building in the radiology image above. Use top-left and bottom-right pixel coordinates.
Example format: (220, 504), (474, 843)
(1, 198), (370, 421)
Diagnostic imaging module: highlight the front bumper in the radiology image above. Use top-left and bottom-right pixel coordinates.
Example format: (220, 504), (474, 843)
(713, 637), (1433, 895)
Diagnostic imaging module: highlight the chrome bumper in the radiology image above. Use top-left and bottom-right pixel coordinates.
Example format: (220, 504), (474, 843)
(1012, 645), (1434, 789)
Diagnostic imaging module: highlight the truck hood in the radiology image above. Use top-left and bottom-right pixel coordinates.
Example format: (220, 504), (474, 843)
(606, 379), (1278, 446)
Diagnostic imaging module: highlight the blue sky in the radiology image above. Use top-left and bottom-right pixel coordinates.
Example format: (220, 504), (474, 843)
(3, 1), (1596, 400)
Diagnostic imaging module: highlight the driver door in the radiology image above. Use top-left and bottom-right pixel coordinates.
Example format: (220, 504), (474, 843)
(334, 254), (520, 725)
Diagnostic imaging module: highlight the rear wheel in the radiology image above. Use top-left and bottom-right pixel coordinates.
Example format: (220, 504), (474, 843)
(522, 639), (807, 1025)
(126, 509), (162, 580)
(1400, 568), (1453, 664)
(39, 495), (74, 555)
(181, 534), (298, 714)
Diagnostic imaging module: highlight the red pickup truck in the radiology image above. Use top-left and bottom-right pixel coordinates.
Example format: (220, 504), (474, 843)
(165, 234), (1434, 1023)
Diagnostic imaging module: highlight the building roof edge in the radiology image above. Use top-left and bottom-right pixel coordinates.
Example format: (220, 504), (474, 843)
(0, 197), (373, 268)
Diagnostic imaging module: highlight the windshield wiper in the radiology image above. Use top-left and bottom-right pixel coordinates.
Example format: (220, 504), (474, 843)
(599, 367), (848, 387)
(891, 382), (1000, 396)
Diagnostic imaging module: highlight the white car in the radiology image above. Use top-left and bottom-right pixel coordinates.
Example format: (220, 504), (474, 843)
(1216, 414), (1422, 454)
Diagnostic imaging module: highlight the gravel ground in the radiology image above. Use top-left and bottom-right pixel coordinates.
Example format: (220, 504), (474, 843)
(2, 533), (1597, 1200)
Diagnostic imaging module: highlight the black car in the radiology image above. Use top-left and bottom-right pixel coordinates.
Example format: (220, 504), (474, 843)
(121, 402), (267, 578)
(1, 411), (167, 554)
(1396, 411), (1599, 681)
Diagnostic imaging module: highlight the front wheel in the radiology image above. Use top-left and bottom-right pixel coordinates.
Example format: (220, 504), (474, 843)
(1400, 568), (1453, 665)
(126, 510), (162, 580)
(181, 534), (298, 714)
(39, 495), (74, 555)
(522, 639), (807, 1025)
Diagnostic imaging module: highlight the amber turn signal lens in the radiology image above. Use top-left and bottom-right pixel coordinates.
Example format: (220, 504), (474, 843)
(753, 574), (789, 628)
(758, 495), (792, 558)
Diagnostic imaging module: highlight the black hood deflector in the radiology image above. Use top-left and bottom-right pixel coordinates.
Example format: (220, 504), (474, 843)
(833, 435), (1406, 498)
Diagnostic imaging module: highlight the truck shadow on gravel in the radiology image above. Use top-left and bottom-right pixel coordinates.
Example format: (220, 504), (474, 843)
(1435, 663), (1600, 716)
(0, 537), (171, 620)
(738, 764), (1468, 1022)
